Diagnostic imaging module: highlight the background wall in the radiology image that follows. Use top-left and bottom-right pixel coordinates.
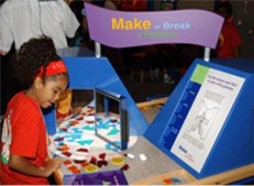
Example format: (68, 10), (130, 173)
(177, 0), (213, 11)
(231, 1), (254, 58)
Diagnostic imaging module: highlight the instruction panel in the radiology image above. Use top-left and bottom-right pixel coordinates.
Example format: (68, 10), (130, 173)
(170, 65), (245, 172)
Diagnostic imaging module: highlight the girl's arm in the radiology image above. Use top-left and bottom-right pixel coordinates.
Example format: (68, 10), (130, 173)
(8, 154), (61, 177)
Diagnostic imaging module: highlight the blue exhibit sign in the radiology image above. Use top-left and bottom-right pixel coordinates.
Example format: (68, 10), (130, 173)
(145, 58), (254, 178)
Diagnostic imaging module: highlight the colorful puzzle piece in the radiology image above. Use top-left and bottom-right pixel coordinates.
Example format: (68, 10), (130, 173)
(111, 156), (125, 166)
(77, 139), (94, 146)
(107, 128), (120, 135)
(84, 164), (99, 173)
(68, 165), (81, 174)
(163, 178), (173, 185)
(120, 164), (130, 171)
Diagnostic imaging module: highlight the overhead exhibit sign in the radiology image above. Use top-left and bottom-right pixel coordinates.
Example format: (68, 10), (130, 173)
(85, 3), (223, 49)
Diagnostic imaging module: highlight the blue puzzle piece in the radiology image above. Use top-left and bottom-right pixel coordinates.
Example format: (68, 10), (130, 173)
(72, 133), (82, 139)
(77, 139), (94, 146)
(57, 142), (64, 146)
(107, 128), (120, 135)
(67, 139), (76, 143)
(172, 177), (181, 183)
(83, 126), (95, 130)
(71, 128), (83, 133)
(98, 120), (111, 129)
(105, 143), (118, 152)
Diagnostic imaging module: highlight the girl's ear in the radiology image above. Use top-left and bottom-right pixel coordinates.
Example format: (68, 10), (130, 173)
(34, 77), (44, 89)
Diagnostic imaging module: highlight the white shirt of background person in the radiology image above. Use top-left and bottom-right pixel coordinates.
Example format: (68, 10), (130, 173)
(0, 0), (80, 55)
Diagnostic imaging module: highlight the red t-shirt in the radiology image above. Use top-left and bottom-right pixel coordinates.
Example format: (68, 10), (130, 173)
(121, 0), (147, 11)
(216, 22), (242, 59)
(0, 92), (48, 185)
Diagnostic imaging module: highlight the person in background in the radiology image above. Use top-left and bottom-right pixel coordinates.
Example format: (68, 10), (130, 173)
(0, 0), (79, 117)
(104, 0), (118, 10)
(0, 0), (79, 55)
(120, 0), (147, 11)
(65, 0), (74, 4)
(216, 1), (242, 59)
(0, 37), (68, 184)
(68, 0), (92, 48)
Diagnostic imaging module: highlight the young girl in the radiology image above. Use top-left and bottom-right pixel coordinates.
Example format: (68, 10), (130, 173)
(0, 37), (69, 184)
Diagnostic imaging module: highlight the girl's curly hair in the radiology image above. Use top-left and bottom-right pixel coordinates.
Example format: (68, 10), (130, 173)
(11, 36), (62, 88)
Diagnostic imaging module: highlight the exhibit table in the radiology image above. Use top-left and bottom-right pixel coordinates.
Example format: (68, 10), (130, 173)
(50, 97), (254, 185)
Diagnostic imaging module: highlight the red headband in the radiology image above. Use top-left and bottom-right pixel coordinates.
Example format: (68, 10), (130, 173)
(36, 60), (68, 77)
